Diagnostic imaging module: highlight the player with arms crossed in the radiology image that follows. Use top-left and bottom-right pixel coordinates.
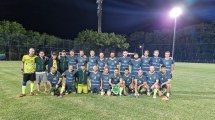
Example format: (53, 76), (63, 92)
(77, 50), (88, 70)
(88, 66), (101, 94)
(161, 51), (175, 78)
(20, 48), (37, 97)
(145, 66), (159, 98)
(158, 65), (172, 98)
(130, 53), (141, 78)
(67, 50), (77, 70)
(88, 50), (99, 72)
(150, 50), (162, 72)
(106, 52), (119, 74)
(97, 52), (106, 73)
(118, 51), (131, 75)
(141, 50), (151, 75)
(121, 68), (134, 95)
(47, 67), (62, 96)
(134, 69), (147, 97)
(100, 67), (111, 96)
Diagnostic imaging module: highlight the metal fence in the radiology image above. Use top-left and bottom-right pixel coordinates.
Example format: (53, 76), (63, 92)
(0, 39), (215, 63)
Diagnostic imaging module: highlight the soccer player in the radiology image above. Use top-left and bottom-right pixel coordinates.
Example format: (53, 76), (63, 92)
(150, 50), (162, 72)
(145, 66), (159, 98)
(121, 68), (134, 95)
(47, 67), (62, 96)
(59, 50), (69, 74)
(109, 68), (123, 96)
(130, 53), (141, 78)
(134, 69), (147, 97)
(59, 65), (77, 97)
(97, 52), (106, 73)
(118, 51), (131, 75)
(67, 50), (77, 70)
(100, 67), (111, 96)
(88, 66), (101, 94)
(35, 51), (49, 94)
(48, 52), (60, 72)
(76, 65), (90, 94)
(88, 50), (99, 72)
(161, 51), (175, 77)
(141, 50), (151, 75)
(106, 52), (119, 74)
(77, 50), (88, 70)
(158, 65), (172, 98)
(20, 48), (37, 97)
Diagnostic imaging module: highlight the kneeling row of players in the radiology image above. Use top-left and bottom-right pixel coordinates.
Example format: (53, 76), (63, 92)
(48, 64), (172, 99)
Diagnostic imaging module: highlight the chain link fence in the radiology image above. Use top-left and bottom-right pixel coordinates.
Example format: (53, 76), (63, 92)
(0, 39), (215, 63)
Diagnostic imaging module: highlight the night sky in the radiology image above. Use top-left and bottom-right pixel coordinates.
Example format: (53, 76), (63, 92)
(0, 0), (215, 39)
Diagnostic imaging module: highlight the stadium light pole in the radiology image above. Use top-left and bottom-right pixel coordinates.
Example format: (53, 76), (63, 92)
(97, 0), (103, 33)
(139, 43), (144, 57)
(169, 7), (182, 59)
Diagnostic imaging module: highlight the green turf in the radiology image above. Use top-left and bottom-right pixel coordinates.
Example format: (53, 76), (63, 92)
(0, 61), (215, 120)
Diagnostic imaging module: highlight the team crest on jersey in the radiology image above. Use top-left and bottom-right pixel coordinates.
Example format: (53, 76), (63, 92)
(91, 60), (93, 62)
(53, 77), (57, 80)
(139, 80), (141, 83)
(166, 62), (169, 65)
(124, 60), (127, 63)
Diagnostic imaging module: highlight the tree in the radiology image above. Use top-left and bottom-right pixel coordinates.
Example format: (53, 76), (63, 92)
(74, 29), (129, 55)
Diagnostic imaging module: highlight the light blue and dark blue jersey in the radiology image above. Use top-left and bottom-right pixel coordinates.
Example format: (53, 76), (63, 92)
(141, 57), (151, 72)
(109, 74), (122, 85)
(97, 58), (106, 72)
(63, 70), (77, 84)
(135, 75), (146, 86)
(67, 55), (77, 70)
(145, 71), (159, 86)
(130, 59), (141, 75)
(101, 73), (110, 89)
(47, 71), (61, 86)
(161, 58), (175, 72)
(121, 73), (133, 86)
(118, 57), (131, 72)
(77, 56), (88, 69)
(88, 56), (99, 72)
(150, 57), (162, 72)
(158, 72), (171, 85)
(106, 58), (119, 74)
(90, 72), (101, 86)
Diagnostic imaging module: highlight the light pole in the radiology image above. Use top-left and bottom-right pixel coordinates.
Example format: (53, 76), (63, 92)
(139, 43), (144, 57)
(97, 0), (103, 33)
(169, 7), (182, 59)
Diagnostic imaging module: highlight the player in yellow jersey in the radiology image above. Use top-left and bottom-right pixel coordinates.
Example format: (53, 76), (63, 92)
(20, 48), (37, 97)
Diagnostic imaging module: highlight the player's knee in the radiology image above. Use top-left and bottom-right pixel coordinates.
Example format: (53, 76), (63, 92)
(22, 81), (27, 86)
(166, 84), (171, 88)
(101, 92), (105, 96)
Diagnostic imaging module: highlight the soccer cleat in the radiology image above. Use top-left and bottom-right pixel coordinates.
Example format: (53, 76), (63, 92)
(59, 93), (63, 97)
(166, 93), (170, 98)
(30, 92), (34, 96)
(19, 93), (26, 97)
(153, 95), (157, 99)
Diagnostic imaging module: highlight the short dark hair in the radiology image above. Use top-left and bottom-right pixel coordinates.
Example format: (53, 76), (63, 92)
(161, 65), (166, 68)
(124, 68), (129, 71)
(70, 49), (75, 52)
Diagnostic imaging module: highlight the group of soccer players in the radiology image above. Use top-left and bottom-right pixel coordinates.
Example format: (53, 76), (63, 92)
(20, 48), (175, 99)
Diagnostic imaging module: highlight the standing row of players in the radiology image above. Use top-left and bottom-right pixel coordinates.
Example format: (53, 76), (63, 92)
(20, 48), (175, 98)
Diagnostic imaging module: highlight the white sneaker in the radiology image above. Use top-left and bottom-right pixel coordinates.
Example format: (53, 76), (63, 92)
(153, 95), (156, 99)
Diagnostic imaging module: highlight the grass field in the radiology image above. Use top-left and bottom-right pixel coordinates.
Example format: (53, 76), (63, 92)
(0, 61), (215, 120)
